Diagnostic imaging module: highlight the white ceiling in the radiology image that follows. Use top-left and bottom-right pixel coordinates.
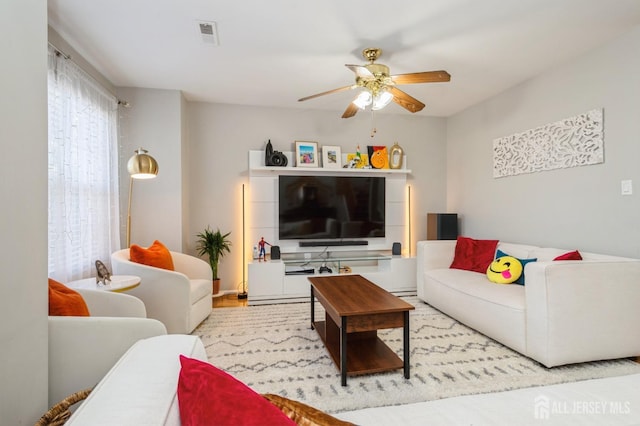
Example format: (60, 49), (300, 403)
(47, 0), (640, 118)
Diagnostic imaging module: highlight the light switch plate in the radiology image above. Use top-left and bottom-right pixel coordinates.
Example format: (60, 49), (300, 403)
(621, 179), (633, 195)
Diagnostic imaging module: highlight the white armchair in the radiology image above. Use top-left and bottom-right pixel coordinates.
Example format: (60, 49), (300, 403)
(111, 249), (213, 334)
(48, 289), (167, 407)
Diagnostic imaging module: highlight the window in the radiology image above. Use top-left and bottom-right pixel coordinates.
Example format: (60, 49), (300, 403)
(47, 46), (120, 282)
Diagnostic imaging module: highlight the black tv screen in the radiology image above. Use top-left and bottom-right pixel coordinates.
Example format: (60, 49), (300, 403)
(278, 175), (385, 240)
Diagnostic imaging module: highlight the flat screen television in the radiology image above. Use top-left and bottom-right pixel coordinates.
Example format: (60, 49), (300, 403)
(278, 175), (385, 240)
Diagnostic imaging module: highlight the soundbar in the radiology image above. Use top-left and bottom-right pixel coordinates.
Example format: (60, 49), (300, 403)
(285, 268), (315, 275)
(299, 240), (369, 247)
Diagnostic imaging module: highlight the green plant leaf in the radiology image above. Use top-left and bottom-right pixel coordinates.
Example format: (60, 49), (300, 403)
(195, 226), (231, 279)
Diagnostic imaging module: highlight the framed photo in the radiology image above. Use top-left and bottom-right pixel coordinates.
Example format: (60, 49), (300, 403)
(322, 145), (341, 168)
(295, 141), (319, 167)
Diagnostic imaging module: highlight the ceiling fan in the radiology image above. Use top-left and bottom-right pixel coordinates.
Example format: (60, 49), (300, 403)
(298, 48), (451, 118)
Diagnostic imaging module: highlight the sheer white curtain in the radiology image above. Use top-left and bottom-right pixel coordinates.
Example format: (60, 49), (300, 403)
(47, 46), (121, 282)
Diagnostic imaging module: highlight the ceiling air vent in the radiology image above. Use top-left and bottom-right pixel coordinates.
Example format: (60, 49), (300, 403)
(197, 20), (219, 45)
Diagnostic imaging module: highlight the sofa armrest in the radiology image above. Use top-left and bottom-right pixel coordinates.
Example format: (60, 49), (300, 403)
(76, 289), (146, 317)
(525, 260), (640, 367)
(67, 335), (206, 426)
(171, 251), (212, 280)
(416, 240), (456, 300)
(48, 316), (167, 407)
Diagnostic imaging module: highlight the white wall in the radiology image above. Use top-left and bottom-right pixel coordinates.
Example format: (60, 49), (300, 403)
(0, 0), (49, 423)
(117, 88), (186, 251)
(186, 103), (447, 292)
(447, 25), (640, 257)
(181, 94), (191, 251)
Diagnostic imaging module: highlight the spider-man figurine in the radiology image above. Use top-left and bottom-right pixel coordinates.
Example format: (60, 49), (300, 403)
(258, 237), (271, 262)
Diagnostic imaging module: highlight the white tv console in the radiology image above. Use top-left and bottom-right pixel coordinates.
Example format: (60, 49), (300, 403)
(247, 149), (416, 304)
(247, 250), (416, 305)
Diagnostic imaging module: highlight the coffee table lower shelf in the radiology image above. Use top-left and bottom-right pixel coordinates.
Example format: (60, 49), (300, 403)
(312, 320), (404, 377)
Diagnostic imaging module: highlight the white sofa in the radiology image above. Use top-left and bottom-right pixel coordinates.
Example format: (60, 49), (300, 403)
(111, 249), (213, 334)
(48, 289), (167, 407)
(416, 240), (640, 367)
(66, 333), (640, 426)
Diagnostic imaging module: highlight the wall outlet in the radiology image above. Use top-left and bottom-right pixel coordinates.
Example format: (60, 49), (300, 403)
(621, 179), (633, 195)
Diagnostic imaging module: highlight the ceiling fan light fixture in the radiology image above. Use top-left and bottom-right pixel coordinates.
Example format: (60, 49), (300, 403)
(353, 90), (372, 109)
(298, 47), (450, 118)
(372, 90), (394, 110)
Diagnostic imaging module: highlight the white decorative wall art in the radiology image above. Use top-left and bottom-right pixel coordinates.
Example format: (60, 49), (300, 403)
(493, 109), (604, 178)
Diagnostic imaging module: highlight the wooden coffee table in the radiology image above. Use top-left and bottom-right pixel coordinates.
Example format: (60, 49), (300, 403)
(308, 275), (415, 386)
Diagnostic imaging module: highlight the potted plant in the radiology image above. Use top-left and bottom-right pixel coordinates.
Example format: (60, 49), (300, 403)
(196, 226), (231, 295)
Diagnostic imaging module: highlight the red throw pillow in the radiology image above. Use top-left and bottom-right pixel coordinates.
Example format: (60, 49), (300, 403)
(553, 250), (583, 261)
(177, 356), (296, 426)
(48, 278), (90, 316)
(450, 236), (499, 273)
(129, 240), (175, 271)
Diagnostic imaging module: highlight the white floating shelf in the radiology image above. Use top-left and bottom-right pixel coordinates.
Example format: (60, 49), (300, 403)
(248, 150), (411, 175)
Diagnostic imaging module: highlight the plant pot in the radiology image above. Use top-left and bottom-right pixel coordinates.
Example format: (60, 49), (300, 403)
(212, 278), (221, 296)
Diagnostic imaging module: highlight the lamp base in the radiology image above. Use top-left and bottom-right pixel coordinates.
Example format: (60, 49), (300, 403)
(237, 292), (248, 300)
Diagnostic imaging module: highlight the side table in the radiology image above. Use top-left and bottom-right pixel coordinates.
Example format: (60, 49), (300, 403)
(67, 275), (141, 293)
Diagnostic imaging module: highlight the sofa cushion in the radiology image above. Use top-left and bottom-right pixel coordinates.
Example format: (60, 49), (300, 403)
(177, 355), (295, 426)
(425, 268), (526, 311)
(189, 278), (212, 304)
(496, 242), (539, 260)
(130, 240), (175, 271)
(49, 278), (90, 316)
(496, 249), (537, 285)
(422, 267), (527, 352)
(450, 236), (499, 273)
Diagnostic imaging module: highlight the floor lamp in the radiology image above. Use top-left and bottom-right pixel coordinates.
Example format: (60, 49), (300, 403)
(238, 183), (248, 299)
(126, 148), (159, 247)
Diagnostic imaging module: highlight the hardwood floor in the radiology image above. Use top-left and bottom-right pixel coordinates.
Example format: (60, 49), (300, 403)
(213, 293), (248, 308)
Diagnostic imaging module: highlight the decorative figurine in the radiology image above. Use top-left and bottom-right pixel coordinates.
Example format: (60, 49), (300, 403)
(389, 142), (404, 169)
(257, 237), (271, 262)
(95, 259), (112, 285)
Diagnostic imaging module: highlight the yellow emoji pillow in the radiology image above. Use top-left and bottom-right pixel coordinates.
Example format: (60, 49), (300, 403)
(486, 255), (523, 284)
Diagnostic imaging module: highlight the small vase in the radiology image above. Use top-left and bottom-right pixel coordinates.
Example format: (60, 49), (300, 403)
(212, 278), (221, 295)
(389, 142), (404, 169)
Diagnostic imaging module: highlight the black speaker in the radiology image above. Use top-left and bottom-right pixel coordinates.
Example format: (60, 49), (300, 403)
(392, 242), (401, 255)
(270, 245), (281, 260)
(427, 213), (458, 240)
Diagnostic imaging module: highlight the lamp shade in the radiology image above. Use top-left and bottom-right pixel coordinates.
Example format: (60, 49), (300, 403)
(352, 90), (372, 109)
(372, 90), (394, 110)
(127, 148), (158, 179)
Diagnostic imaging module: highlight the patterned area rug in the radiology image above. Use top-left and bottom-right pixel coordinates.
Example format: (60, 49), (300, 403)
(192, 297), (640, 414)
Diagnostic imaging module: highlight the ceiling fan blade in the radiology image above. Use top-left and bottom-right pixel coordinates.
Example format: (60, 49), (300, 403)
(345, 64), (373, 78)
(298, 85), (355, 102)
(391, 70), (451, 85)
(388, 86), (425, 113)
(342, 102), (359, 119)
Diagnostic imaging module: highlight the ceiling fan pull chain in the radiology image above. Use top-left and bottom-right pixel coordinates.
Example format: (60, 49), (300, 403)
(370, 110), (377, 138)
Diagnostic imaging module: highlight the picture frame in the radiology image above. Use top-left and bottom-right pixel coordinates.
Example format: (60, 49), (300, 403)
(322, 145), (341, 168)
(295, 141), (319, 167)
